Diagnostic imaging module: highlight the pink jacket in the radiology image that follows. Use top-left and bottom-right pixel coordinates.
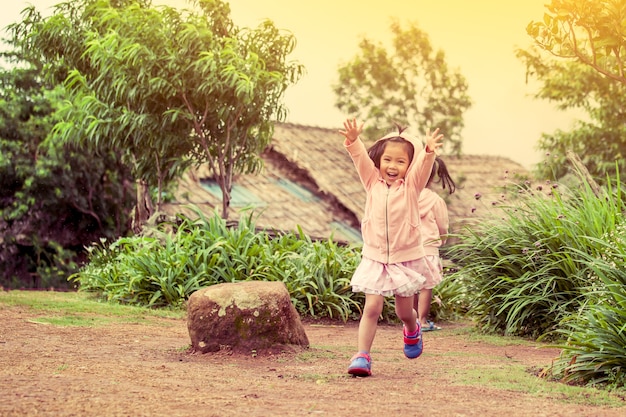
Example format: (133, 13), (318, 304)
(345, 135), (435, 264)
(419, 188), (449, 256)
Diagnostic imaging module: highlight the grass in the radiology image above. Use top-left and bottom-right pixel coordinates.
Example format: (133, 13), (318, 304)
(451, 363), (626, 408)
(0, 290), (186, 326)
(421, 319), (541, 347)
(427, 323), (626, 407)
(464, 330), (541, 347)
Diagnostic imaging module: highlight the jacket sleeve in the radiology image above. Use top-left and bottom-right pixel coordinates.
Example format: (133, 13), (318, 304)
(407, 140), (436, 191)
(345, 138), (378, 189)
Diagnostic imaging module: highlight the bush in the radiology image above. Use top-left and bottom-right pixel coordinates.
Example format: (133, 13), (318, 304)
(430, 267), (470, 322)
(548, 219), (626, 388)
(446, 174), (625, 339)
(71, 207), (368, 320)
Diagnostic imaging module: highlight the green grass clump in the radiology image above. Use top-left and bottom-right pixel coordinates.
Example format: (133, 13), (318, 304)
(0, 290), (185, 326)
(548, 221), (626, 388)
(446, 176), (624, 338)
(70, 207), (366, 321)
(445, 171), (626, 388)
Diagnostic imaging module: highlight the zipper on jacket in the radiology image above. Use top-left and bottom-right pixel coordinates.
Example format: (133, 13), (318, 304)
(385, 187), (390, 263)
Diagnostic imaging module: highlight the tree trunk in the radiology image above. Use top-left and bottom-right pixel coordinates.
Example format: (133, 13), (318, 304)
(217, 175), (231, 219)
(131, 179), (154, 234)
(220, 187), (230, 219)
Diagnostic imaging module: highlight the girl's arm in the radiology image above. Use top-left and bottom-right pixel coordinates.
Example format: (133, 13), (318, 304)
(408, 129), (444, 190)
(340, 119), (378, 187)
(434, 198), (449, 245)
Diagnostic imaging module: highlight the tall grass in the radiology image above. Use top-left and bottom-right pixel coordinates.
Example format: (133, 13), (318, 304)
(444, 171), (626, 387)
(548, 220), (626, 388)
(445, 174), (625, 339)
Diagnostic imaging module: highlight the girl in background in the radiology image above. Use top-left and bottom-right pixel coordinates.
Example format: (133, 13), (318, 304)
(414, 156), (456, 331)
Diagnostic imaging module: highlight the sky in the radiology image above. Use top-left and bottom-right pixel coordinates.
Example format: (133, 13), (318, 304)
(2, 0), (583, 169)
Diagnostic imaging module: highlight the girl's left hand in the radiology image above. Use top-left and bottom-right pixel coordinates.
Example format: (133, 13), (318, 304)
(425, 128), (444, 153)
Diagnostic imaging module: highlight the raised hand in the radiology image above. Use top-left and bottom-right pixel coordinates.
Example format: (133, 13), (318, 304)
(339, 118), (364, 144)
(425, 128), (444, 153)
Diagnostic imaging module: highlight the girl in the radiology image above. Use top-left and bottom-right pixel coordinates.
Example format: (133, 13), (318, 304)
(339, 118), (443, 377)
(414, 156), (456, 332)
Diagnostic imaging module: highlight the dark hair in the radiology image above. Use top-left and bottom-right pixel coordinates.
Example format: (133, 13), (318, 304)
(367, 125), (414, 169)
(428, 156), (456, 194)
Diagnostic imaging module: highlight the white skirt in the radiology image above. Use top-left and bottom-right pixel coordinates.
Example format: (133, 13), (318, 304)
(350, 256), (438, 297)
(421, 254), (444, 290)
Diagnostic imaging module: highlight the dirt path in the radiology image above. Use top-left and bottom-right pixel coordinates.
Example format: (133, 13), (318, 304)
(1, 304), (624, 417)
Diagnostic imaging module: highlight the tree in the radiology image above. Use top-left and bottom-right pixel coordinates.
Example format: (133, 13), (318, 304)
(333, 19), (472, 154)
(527, 0), (626, 85)
(10, 0), (303, 221)
(521, 0), (626, 180)
(0, 58), (134, 288)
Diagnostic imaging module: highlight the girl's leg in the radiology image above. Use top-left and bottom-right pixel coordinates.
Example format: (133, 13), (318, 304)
(415, 289), (433, 326)
(348, 294), (384, 376)
(397, 294), (423, 359)
(357, 294), (384, 353)
(395, 295), (417, 333)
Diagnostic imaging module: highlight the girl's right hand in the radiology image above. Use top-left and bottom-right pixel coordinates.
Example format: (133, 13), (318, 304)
(339, 118), (363, 144)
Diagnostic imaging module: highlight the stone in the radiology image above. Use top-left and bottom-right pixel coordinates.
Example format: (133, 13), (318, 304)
(187, 281), (309, 354)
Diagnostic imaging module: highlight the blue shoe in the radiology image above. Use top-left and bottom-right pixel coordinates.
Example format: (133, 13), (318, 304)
(348, 352), (372, 377)
(422, 320), (441, 332)
(403, 322), (423, 359)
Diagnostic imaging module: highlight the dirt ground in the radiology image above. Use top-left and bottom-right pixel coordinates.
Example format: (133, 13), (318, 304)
(1, 304), (625, 417)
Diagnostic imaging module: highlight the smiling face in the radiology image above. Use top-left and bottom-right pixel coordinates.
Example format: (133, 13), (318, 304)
(380, 141), (411, 185)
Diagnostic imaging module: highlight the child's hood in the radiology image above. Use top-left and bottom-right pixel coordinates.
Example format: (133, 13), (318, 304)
(376, 130), (422, 145)
(375, 130), (425, 165)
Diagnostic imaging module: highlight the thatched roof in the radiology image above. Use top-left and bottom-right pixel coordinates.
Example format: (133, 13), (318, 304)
(269, 123), (365, 219)
(165, 122), (532, 241)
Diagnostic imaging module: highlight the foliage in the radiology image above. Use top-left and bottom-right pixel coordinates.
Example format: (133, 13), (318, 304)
(548, 219), (626, 388)
(526, 0), (626, 84)
(333, 19), (471, 154)
(0, 54), (134, 289)
(430, 269), (470, 322)
(445, 172), (625, 339)
(71, 207), (368, 321)
(71, 207), (467, 322)
(519, 0), (626, 180)
(516, 47), (626, 181)
(9, 0), (304, 219)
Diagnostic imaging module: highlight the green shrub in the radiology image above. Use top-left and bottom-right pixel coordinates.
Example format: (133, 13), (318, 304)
(71, 204), (470, 322)
(70, 207), (367, 319)
(446, 174), (625, 339)
(548, 220), (626, 388)
(430, 267), (470, 322)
